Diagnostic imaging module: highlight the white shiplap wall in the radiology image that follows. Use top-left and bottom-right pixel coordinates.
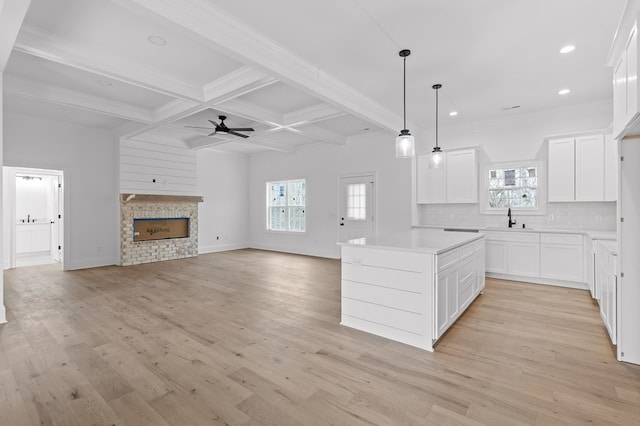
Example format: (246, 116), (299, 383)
(120, 138), (197, 195)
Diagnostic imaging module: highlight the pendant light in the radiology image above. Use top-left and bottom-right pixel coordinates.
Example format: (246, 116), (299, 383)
(395, 49), (415, 158)
(430, 83), (443, 168)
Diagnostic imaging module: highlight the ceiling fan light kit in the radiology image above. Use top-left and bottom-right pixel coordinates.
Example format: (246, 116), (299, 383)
(395, 49), (415, 159)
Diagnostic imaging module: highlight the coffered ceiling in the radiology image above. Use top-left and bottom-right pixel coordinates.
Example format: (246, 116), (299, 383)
(2, 0), (627, 154)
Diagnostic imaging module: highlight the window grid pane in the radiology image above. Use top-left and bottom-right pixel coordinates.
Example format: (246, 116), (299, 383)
(267, 179), (306, 232)
(347, 183), (366, 220)
(488, 166), (538, 209)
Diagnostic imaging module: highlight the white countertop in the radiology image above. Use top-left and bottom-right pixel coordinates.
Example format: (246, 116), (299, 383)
(412, 225), (616, 241)
(339, 228), (483, 254)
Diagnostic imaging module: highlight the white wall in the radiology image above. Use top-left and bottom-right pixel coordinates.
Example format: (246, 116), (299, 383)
(416, 101), (617, 231)
(4, 112), (118, 270)
(248, 131), (412, 258)
(120, 137), (197, 195)
(1, 75), (6, 323)
(197, 149), (250, 253)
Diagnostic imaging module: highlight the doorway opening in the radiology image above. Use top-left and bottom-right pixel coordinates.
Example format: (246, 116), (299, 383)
(338, 173), (376, 242)
(3, 167), (64, 269)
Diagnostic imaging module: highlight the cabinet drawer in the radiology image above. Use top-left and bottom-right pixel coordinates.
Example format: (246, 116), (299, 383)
(541, 233), (583, 245)
(437, 248), (458, 272)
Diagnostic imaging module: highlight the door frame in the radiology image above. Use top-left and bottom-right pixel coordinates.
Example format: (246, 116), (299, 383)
(3, 166), (65, 269)
(337, 171), (377, 243)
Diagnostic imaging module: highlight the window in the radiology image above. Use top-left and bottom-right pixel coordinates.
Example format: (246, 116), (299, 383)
(346, 183), (366, 220)
(488, 166), (538, 208)
(267, 179), (306, 232)
(481, 161), (546, 214)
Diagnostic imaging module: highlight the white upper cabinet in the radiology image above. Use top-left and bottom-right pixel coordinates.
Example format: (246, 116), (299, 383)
(548, 137), (575, 202)
(575, 135), (605, 201)
(548, 133), (612, 202)
(604, 134), (618, 202)
(417, 148), (477, 204)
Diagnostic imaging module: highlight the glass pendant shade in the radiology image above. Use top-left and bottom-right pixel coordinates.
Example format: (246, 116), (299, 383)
(395, 49), (414, 158)
(396, 130), (415, 158)
(430, 147), (443, 169)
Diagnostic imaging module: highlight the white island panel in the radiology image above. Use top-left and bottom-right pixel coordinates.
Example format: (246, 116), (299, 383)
(339, 229), (485, 351)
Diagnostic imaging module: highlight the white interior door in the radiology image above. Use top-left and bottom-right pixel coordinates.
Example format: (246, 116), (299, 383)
(50, 175), (63, 262)
(338, 174), (375, 242)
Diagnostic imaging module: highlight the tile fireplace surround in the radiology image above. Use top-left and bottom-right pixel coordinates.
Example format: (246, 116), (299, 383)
(120, 194), (204, 266)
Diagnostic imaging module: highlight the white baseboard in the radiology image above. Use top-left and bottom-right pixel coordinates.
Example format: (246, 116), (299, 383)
(65, 256), (118, 271)
(0, 304), (6, 324)
(199, 242), (249, 254)
(248, 242), (340, 259)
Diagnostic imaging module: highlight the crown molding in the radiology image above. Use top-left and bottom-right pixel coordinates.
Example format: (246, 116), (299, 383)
(284, 103), (346, 126)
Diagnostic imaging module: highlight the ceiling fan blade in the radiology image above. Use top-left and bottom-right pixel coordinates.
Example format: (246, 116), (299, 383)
(208, 119), (219, 126)
(207, 130), (217, 136)
(228, 130), (250, 138)
(228, 127), (255, 132)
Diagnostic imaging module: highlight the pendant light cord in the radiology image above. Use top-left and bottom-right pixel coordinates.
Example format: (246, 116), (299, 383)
(435, 86), (438, 149)
(403, 55), (407, 130)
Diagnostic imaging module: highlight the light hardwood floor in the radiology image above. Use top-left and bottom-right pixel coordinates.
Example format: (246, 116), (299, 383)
(1, 249), (639, 425)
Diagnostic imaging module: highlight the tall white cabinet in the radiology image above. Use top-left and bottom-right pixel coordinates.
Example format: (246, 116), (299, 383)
(417, 148), (478, 204)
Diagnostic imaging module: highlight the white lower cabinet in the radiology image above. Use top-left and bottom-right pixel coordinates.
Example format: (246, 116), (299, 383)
(484, 232), (539, 277)
(484, 230), (585, 286)
(540, 233), (584, 282)
(594, 240), (617, 345)
(434, 239), (485, 340)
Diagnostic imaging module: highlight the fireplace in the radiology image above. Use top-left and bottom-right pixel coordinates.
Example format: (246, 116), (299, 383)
(120, 194), (203, 266)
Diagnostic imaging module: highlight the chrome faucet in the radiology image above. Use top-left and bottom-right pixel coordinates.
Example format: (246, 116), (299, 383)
(27, 214), (31, 223)
(507, 208), (516, 228)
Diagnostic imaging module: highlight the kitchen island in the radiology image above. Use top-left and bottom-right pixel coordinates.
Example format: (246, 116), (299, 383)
(339, 229), (485, 351)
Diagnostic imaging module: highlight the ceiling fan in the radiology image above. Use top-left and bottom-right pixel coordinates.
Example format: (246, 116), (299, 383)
(185, 115), (254, 138)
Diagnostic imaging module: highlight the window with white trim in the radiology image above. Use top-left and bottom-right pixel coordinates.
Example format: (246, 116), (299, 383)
(481, 160), (546, 215)
(266, 179), (306, 232)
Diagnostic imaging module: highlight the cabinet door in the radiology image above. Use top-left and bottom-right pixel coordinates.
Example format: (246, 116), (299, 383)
(508, 242), (540, 277)
(445, 149), (477, 203)
(548, 138), (575, 202)
(604, 134), (618, 202)
(417, 154), (446, 204)
(614, 54), (628, 137)
(626, 25), (638, 127)
(485, 240), (508, 274)
(575, 134), (604, 201)
(540, 243), (584, 282)
(435, 267), (458, 339)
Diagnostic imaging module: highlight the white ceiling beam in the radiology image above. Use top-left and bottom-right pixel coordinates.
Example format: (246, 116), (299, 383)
(4, 76), (154, 123)
(296, 124), (347, 146)
(203, 66), (277, 103)
(185, 134), (292, 152)
(108, 0), (411, 134)
(0, 0), (31, 70)
(283, 103), (346, 127)
(217, 99), (283, 127)
(14, 25), (204, 101)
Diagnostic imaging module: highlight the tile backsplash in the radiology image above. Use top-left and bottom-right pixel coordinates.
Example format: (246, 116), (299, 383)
(417, 202), (616, 231)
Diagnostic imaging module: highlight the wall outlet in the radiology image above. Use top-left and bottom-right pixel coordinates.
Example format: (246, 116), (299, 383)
(548, 214), (555, 221)
(596, 215), (602, 222)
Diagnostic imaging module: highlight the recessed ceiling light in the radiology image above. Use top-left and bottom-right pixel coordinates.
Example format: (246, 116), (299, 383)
(560, 45), (576, 54)
(558, 88), (571, 95)
(449, 111), (458, 117)
(96, 80), (112, 87)
(147, 35), (167, 46)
